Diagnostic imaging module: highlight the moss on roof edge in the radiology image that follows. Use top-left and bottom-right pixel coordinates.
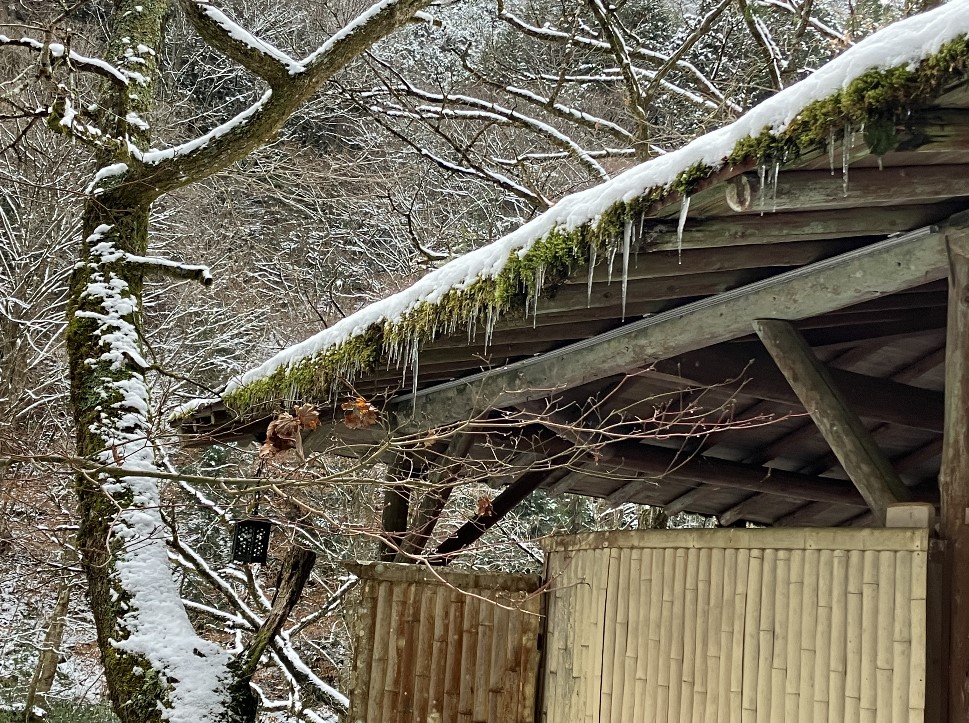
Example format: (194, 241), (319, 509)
(204, 34), (969, 423)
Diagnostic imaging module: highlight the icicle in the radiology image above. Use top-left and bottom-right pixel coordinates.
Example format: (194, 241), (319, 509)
(771, 161), (780, 213)
(484, 306), (495, 352)
(587, 246), (597, 307)
(410, 340), (420, 402)
(842, 122), (852, 196)
(532, 264), (545, 327)
(676, 195), (691, 263)
(877, 156), (884, 171)
(757, 164), (767, 210)
(828, 128), (836, 175)
(607, 246), (617, 284)
(621, 219), (632, 321)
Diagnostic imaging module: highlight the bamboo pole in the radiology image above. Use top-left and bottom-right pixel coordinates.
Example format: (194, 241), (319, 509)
(909, 549), (928, 719)
(694, 547), (713, 723)
(716, 548), (738, 723)
(742, 549), (764, 723)
(828, 550), (848, 723)
(860, 550), (879, 722)
(892, 552), (912, 723)
(705, 547), (725, 723)
(590, 548), (609, 723)
(656, 548), (678, 722)
(729, 549), (750, 723)
(643, 547), (665, 722)
(797, 550), (819, 723)
(368, 581), (393, 720)
(846, 550), (864, 720)
(875, 551), (897, 723)
(681, 547), (701, 723)
(784, 549), (804, 722)
(600, 548), (621, 723)
(633, 548), (656, 721)
(621, 548), (642, 722)
(770, 550), (790, 723)
(755, 549), (776, 723)
(458, 591), (479, 722)
(814, 550), (833, 723)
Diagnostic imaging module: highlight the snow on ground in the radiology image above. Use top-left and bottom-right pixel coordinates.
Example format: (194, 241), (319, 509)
(183, 0), (969, 407)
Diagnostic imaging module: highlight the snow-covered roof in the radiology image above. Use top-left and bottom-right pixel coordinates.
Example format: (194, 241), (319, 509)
(177, 1), (969, 422)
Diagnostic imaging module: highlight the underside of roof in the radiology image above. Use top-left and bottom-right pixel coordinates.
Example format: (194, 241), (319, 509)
(179, 8), (969, 528)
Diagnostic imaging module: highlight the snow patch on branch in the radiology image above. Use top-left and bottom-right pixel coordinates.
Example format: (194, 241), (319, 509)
(84, 163), (129, 195)
(198, 3), (306, 75)
(186, 1), (969, 405)
(301, 0), (401, 67)
(78, 226), (233, 722)
(0, 35), (131, 85)
(134, 90), (272, 164)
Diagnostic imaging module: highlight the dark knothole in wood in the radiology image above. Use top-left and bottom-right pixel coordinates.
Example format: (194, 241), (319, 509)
(231, 518), (272, 564)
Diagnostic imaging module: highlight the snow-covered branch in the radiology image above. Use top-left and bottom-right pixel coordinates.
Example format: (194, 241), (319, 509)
(178, 0), (306, 85)
(126, 0), (433, 197)
(0, 34), (129, 86)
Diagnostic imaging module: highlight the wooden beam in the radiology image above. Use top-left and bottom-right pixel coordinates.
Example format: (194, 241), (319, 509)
(595, 439), (867, 507)
(663, 486), (713, 515)
(726, 165), (969, 214)
(395, 223), (953, 431)
(655, 346), (945, 432)
(646, 201), (965, 250)
(564, 239), (864, 285)
(753, 319), (912, 525)
(718, 494), (763, 527)
(433, 465), (569, 563)
(940, 230), (969, 721)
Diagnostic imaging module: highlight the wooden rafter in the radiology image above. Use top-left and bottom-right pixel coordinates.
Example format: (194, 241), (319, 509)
(654, 346), (945, 432)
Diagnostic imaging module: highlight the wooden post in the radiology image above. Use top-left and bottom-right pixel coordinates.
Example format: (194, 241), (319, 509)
(940, 230), (969, 721)
(379, 454), (415, 561)
(753, 319), (911, 525)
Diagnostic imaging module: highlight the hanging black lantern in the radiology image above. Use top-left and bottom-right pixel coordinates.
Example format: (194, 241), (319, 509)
(231, 518), (272, 564)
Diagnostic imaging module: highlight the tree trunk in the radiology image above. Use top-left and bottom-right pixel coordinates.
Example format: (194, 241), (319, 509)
(65, 2), (245, 721)
(23, 581), (71, 722)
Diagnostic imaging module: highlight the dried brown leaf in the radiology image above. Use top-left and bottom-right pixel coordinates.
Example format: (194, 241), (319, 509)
(294, 403), (319, 431)
(341, 397), (378, 430)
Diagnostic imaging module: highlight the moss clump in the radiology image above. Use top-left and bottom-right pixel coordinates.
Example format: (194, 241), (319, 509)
(210, 34), (969, 419)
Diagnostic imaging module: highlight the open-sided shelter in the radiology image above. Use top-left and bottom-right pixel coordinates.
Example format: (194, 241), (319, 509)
(178, 4), (969, 719)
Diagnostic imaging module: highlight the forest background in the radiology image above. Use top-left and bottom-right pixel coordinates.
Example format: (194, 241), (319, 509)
(0, 0), (934, 721)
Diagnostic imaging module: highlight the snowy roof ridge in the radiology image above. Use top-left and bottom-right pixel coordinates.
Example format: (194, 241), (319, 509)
(175, 1), (969, 421)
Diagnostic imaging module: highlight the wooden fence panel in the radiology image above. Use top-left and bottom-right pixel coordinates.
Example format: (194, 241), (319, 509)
(541, 528), (930, 723)
(347, 562), (541, 723)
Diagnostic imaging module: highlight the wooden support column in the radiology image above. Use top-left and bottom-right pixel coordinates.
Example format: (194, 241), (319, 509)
(941, 230), (969, 721)
(394, 433), (474, 561)
(378, 454), (414, 562)
(753, 319), (911, 525)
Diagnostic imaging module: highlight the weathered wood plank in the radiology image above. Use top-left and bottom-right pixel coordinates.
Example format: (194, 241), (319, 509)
(753, 319), (912, 524)
(646, 202), (964, 250)
(727, 165), (969, 214)
(398, 224), (952, 430)
(940, 228), (969, 722)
